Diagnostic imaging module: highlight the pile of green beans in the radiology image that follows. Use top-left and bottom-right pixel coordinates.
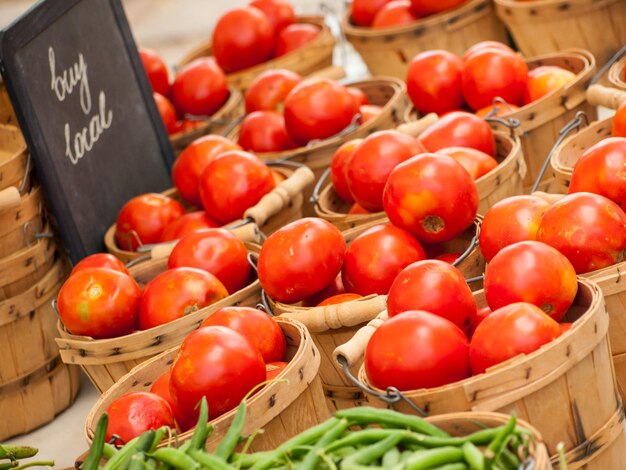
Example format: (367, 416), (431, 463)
(0, 445), (53, 469)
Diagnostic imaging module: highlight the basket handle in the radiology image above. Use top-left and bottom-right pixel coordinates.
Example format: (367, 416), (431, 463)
(0, 186), (21, 212)
(333, 310), (388, 369)
(586, 84), (626, 110)
(396, 113), (438, 137)
(308, 65), (346, 81)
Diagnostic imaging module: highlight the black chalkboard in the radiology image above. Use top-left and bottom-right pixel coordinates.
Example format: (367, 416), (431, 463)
(0, 0), (174, 263)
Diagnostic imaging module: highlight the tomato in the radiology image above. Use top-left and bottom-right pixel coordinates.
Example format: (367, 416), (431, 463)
(462, 48), (528, 110)
(212, 7), (274, 73)
(249, 0), (295, 33)
(418, 111), (495, 156)
(372, 0), (419, 28)
(434, 252), (460, 263)
(168, 228), (251, 294)
(258, 218), (346, 303)
(237, 111), (296, 153)
(171, 58), (229, 117)
(568, 137), (626, 207)
(172, 135), (241, 207)
(266, 361), (289, 381)
(150, 371), (195, 431)
(105, 392), (175, 442)
(384, 153), (479, 243)
(475, 102), (520, 118)
(612, 101), (626, 137)
(524, 66), (576, 104)
(303, 275), (345, 307)
(347, 87), (369, 107)
(330, 139), (362, 203)
(71, 253), (129, 276)
(272, 170), (286, 186)
(199, 150), (275, 224)
(435, 147), (498, 180)
(536, 192), (626, 273)
(200, 306), (286, 362)
(463, 41), (516, 63)
(406, 50), (463, 115)
(348, 203), (370, 215)
(479, 195), (550, 262)
(153, 92), (177, 134)
(559, 323), (573, 336)
(387, 260), (477, 333)
(359, 105), (383, 124)
(318, 293), (363, 306)
(115, 194), (185, 251)
(171, 119), (204, 135)
(365, 310), (470, 391)
(283, 79), (359, 145)
(170, 326), (265, 420)
(275, 24), (321, 57)
(139, 48), (170, 97)
(347, 130), (425, 212)
(161, 211), (220, 242)
(352, 0), (392, 26)
(410, 0), (467, 16)
(244, 69), (302, 114)
(468, 305), (492, 338)
(57, 268), (141, 339)
(342, 224), (426, 295)
(469, 302), (560, 374)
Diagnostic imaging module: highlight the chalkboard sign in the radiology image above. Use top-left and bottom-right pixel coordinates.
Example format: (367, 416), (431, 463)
(0, 0), (174, 263)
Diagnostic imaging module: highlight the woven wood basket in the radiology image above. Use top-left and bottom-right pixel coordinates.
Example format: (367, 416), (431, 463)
(341, 0), (508, 79)
(608, 56), (626, 91)
(179, 16), (335, 91)
(0, 124), (30, 213)
(0, 185), (44, 259)
(84, 318), (331, 452)
(0, 80), (17, 126)
(495, 0), (626, 67)
(336, 278), (626, 469)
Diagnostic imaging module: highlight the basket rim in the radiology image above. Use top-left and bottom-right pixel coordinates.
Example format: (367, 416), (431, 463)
(608, 56), (626, 90)
(494, 0), (620, 11)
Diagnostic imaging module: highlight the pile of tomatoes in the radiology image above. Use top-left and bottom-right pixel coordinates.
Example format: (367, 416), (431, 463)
(351, 0), (468, 29)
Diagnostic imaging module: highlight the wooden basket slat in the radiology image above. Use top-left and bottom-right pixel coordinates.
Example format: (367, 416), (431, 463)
(0, 185), (44, 258)
(0, 124), (28, 192)
(608, 57), (626, 91)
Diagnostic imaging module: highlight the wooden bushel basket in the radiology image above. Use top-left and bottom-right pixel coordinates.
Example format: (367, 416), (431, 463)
(0, 124), (30, 211)
(608, 55), (626, 91)
(0, 80), (18, 126)
(84, 318), (331, 452)
(179, 16), (335, 91)
(335, 279), (626, 469)
(494, 0), (626, 67)
(0, 185), (44, 259)
(341, 0), (508, 79)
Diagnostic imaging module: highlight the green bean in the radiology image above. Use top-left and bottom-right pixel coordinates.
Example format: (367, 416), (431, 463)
(298, 419), (349, 470)
(215, 398), (248, 461)
(150, 448), (200, 470)
(102, 444), (118, 460)
(0, 446), (38, 460)
(188, 398), (209, 452)
(335, 408), (449, 437)
(102, 436), (141, 470)
(0, 462), (17, 470)
(149, 427), (168, 453)
(405, 447), (465, 470)
(127, 453), (145, 470)
(435, 464), (468, 470)
(400, 450), (415, 462)
(232, 451), (272, 467)
(340, 434), (404, 470)
(486, 416), (516, 461)
(462, 442), (485, 470)
(83, 413), (108, 470)
(499, 448), (521, 470)
(332, 446), (357, 459)
(188, 449), (234, 470)
(13, 461), (54, 470)
(382, 447), (401, 467)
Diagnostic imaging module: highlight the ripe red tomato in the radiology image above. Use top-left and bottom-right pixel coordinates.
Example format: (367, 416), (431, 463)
(434, 252), (460, 264)
(387, 260), (477, 333)
(568, 137), (626, 207)
(284, 79), (359, 145)
(258, 218), (346, 303)
(318, 293), (362, 306)
(347, 130), (425, 212)
(275, 24), (321, 57)
(342, 224), (426, 295)
(199, 150), (275, 223)
(153, 92), (177, 134)
(105, 392), (175, 442)
(200, 306), (286, 362)
(249, 0), (295, 33)
(172, 135), (241, 208)
(115, 193), (185, 251)
(479, 195), (550, 262)
(559, 323), (573, 336)
(244, 69), (302, 114)
(168, 228), (251, 294)
(161, 211), (220, 242)
(139, 48), (170, 97)
(418, 111), (496, 156)
(330, 139), (362, 203)
(359, 105), (383, 123)
(347, 87), (369, 107)
(71, 253), (129, 276)
(484, 241), (578, 322)
(612, 101), (626, 137)
(469, 302), (560, 374)
(365, 310), (470, 391)
(435, 147), (498, 180)
(238, 111), (295, 153)
(410, 0), (467, 16)
(171, 58), (229, 117)
(407, 50), (463, 115)
(463, 41), (516, 63)
(266, 361), (289, 381)
(302, 275), (345, 307)
(349, 203), (370, 215)
(537, 193), (626, 273)
(170, 326), (265, 420)
(171, 119), (204, 135)
(57, 268), (141, 339)
(372, 0), (418, 27)
(468, 305), (492, 338)
(462, 48), (528, 110)
(384, 153), (479, 243)
(352, 0), (392, 26)
(524, 66), (576, 104)
(150, 371), (195, 431)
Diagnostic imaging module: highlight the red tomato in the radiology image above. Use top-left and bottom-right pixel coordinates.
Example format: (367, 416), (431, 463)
(150, 371), (195, 431)
(384, 153), (479, 243)
(168, 228), (251, 294)
(172, 135), (241, 207)
(406, 50), (463, 115)
(153, 92), (177, 134)
(249, 0), (295, 33)
(434, 252), (460, 264)
(330, 139), (362, 204)
(418, 111), (496, 156)
(105, 392), (174, 442)
(342, 224), (426, 295)
(463, 41), (516, 63)
(237, 111), (296, 153)
(524, 66), (576, 104)
(359, 105), (383, 123)
(284, 79), (359, 145)
(559, 323), (573, 336)
(372, 0), (419, 28)
(212, 7), (274, 73)
(161, 211), (220, 242)
(410, 0), (467, 16)
(365, 310), (471, 391)
(568, 137), (626, 207)
(435, 147), (498, 180)
(387, 260), (477, 333)
(172, 119), (204, 135)
(244, 69), (302, 114)
(57, 268), (141, 339)
(115, 193), (185, 251)
(275, 24), (321, 57)
(479, 195), (550, 262)
(258, 218), (346, 303)
(462, 48), (528, 110)
(171, 58), (229, 117)
(348, 203), (370, 215)
(318, 293), (363, 306)
(139, 48), (170, 97)
(170, 326), (265, 420)
(469, 302), (560, 374)
(612, 101), (626, 138)
(266, 361), (289, 381)
(537, 193), (626, 273)
(71, 253), (129, 276)
(347, 87), (369, 107)
(199, 150), (275, 224)
(302, 275), (345, 307)
(347, 130), (425, 212)
(475, 102), (520, 118)
(352, 0), (392, 26)
(200, 306), (286, 362)
(468, 305), (492, 338)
